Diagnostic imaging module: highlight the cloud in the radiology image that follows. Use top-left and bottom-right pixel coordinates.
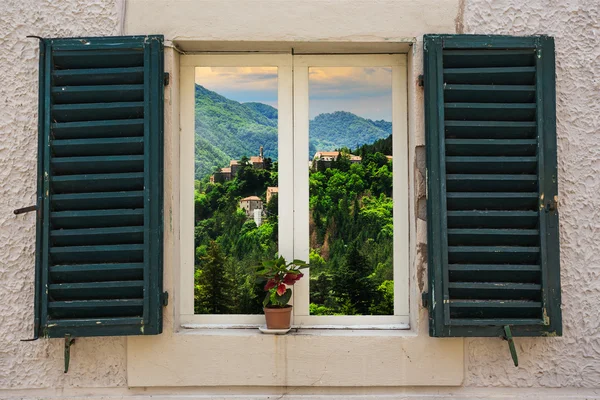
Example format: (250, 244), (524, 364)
(309, 67), (392, 120)
(195, 67), (278, 106)
(194, 66), (393, 120)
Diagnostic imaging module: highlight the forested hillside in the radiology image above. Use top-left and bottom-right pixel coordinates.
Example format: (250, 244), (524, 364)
(194, 85), (393, 178)
(194, 139), (394, 315)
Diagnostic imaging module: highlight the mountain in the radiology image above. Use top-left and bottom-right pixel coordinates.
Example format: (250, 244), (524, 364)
(194, 84), (392, 180)
(309, 111), (391, 158)
(194, 85), (279, 179)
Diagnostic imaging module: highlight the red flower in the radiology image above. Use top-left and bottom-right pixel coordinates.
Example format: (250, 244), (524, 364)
(276, 283), (286, 296)
(283, 272), (304, 285)
(264, 279), (277, 291)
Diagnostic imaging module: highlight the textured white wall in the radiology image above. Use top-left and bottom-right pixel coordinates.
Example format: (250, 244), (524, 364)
(0, 0), (127, 390)
(462, 0), (600, 387)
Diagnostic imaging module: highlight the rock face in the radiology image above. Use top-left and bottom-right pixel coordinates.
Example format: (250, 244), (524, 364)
(462, 0), (600, 388)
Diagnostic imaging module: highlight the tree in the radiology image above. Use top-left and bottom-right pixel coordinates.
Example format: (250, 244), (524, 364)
(196, 241), (232, 314)
(333, 244), (378, 315)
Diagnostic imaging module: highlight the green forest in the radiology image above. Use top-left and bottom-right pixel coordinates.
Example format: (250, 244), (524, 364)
(194, 137), (394, 316)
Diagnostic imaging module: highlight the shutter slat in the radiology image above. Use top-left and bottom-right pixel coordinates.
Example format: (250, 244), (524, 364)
(447, 174), (537, 192)
(450, 300), (542, 320)
(448, 228), (539, 246)
(445, 121), (536, 139)
(446, 139), (536, 156)
(52, 172), (144, 193)
(52, 155), (145, 175)
(447, 210), (538, 229)
(52, 85), (145, 104)
(48, 299), (144, 319)
(51, 209), (144, 229)
(449, 264), (541, 283)
(51, 137), (144, 157)
(53, 67), (144, 86)
(52, 191), (144, 211)
(49, 244), (144, 264)
(448, 246), (540, 264)
(53, 49), (144, 69)
(446, 192), (538, 210)
(52, 102), (144, 122)
(52, 119), (145, 139)
(51, 226), (144, 246)
(444, 84), (535, 103)
(449, 318), (543, 326)
(50, 263), (144, 283)
(442, 49), (536, 68)
(445, 103), (536, 121)
(443, 66), (536, 85)
(446, 156), (537, 174)
(49, 281), (144, 300)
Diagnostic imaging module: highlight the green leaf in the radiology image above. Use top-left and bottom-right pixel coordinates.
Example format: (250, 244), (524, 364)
(274, 288), (292, 306)
(263, 292), (271, 307)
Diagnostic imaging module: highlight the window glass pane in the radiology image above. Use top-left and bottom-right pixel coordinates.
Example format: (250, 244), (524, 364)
(194, 67), (279, 314)
(308, 67), (394, 316)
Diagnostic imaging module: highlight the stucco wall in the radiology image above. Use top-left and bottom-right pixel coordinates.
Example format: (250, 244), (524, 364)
(0, 0), (127, 391)
(462, 0), (600, 388)
(1, 0), (599, 398)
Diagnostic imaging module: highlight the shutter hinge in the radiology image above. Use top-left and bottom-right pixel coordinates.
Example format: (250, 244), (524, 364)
(418, 74), (424, 87)
(422, 292), (429, 308)
(161, 291), (169, 306)
(164, 72), (170, 86)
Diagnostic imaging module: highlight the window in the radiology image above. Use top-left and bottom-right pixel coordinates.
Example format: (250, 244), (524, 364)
(180, 54), (408, 327)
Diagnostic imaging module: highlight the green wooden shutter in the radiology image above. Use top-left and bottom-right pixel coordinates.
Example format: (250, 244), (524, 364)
(424, 34), (561, 337)
(34, 36), (164, 338)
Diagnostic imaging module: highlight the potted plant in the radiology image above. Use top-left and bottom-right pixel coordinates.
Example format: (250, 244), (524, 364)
(256, 256), (308, 330)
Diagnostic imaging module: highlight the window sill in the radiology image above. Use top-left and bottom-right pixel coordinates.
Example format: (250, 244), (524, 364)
(127, 319), (463, 387)
(180, 323), (411, 333)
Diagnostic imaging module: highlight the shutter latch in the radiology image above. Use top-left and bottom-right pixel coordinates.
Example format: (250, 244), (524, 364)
(502, 325), (519, 367)
(64, 334), (75, 373)
(418, 74), (424, 87)
(161, 291), (169, 306)
(164, 72), (170, 86)
(14, 205), (37, 215)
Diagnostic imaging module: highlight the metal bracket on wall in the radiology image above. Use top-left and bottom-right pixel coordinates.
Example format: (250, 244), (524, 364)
(64, 334), (75, 373)
(14, 205), (37, 215)
(503, 325), (519, 367)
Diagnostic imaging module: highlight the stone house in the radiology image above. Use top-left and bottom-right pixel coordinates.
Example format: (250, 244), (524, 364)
(239, 195), (263, 218)
(1, 0), (599, 399)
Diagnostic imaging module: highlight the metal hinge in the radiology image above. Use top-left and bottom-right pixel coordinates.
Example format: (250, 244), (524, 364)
(161, 291), (169, 306)
(164, 72), (170, 86)
(418, 74), (424, 87)
(422, 292), (429, 308)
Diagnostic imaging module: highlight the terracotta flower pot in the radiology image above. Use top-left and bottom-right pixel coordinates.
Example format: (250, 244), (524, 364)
(263, 306), (292, 329)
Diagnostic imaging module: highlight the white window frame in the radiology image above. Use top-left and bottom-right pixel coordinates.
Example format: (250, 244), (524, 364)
(179, 54), (293, 326)
(292, 55), (409, 327)
(179, 53), (409, 328)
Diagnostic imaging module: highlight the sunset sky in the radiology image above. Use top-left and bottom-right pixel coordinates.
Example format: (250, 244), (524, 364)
(195, 66), (392, 121)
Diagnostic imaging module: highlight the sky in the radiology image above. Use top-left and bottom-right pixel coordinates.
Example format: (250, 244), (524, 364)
(195, 66), (392, 121)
